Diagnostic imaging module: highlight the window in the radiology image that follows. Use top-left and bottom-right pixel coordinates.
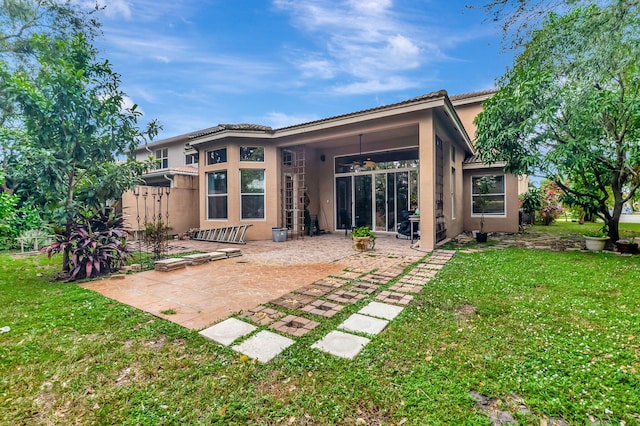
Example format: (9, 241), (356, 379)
(155, 148), (168, 169)
(206, 148), (227, 165)
(207, 171), (227, 219)
(240, 146), (264, 162)
(240, 169), (265, 219)
(185, 153), (198, 165)
(472, 175), (505, 215)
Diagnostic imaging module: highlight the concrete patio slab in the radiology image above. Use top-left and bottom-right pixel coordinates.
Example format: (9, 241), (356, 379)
(338, 313), (389, 335)
(232, 330), (295, 363)
(199, 318), (256, 346)
(311, 330), (370, 359)
(358, 301), (404, 321)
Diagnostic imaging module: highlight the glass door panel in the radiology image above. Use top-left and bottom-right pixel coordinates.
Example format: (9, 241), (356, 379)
(354, 175), (372, 228)
(396, 172), (409, 222)
(375, 174), (386, 232)
(336, 176), (352, 230)
(387, 173), (396, 232)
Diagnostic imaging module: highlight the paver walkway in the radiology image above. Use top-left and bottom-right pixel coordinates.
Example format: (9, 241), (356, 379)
(200, 249), (455, 362)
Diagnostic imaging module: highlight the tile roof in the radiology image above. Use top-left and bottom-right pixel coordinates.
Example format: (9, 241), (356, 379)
(449, 89), (497, 102)
(274, 89), (448, 131)
(188, 124), (273, 140)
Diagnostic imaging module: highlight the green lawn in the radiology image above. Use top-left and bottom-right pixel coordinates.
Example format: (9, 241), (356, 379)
(1, 248), (638, 425)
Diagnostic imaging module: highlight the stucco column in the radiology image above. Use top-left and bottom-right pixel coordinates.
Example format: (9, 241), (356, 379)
(418, 112), (436, 251)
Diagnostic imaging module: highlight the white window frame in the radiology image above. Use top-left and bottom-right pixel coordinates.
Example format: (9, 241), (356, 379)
(451, 167), (456, 220)
(240, 169), (265, 220)
(155, 148), (168, 169)
(185, 152), (198, 165)
(471, 174), (506, 217)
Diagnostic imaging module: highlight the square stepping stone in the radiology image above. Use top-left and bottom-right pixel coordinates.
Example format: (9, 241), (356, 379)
(270, 294), (313, 310)
(199, 318), (256, 346)
(326, 290), (366, 305)
(376, 291), (413, 306)
(359, 274), (392, 285)
(270, 314), (319, 337)
(232, 330), (294, 363)
(183, 253), (211, 265)
(358, 301), (404, 320)
(314, 277), (349, 288)
(349, 282), (379, 294)
(311, 330), (370, 360)
(338, 313), (389, 335)
(239, 305), (284, 325)
(389, 282), (424, 294)
(206, 251), (227, 261)
(218, 248), (242, 258)
(422, 263), (444, 270)
(294, 284), (334, 297)
(301, 300), (344, 318)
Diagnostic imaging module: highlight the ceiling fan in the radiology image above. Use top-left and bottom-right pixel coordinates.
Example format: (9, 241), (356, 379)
(348, 134), (375, 172)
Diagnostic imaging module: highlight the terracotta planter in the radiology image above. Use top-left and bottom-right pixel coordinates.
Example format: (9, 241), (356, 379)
(584, 236), (608, 251)
(353, 236), (370, 251)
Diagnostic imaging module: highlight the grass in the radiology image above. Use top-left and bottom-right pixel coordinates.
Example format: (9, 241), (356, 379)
(1, 247), (639, 425)
(530, 219), (640, 236)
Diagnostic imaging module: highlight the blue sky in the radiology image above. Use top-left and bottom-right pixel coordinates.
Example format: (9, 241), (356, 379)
(90, 0), (515, 139)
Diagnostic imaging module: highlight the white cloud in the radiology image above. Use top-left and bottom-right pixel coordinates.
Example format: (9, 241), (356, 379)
(261, 112), (320, 129)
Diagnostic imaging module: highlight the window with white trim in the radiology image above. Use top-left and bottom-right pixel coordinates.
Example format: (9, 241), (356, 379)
(240, 169), (265, 219)
(185, 153), (198, 165)
(155, 148), (168, 169)
(451, 167), (456, 219)
(207, 171), (227, 219)
(472, 175), (505, 215)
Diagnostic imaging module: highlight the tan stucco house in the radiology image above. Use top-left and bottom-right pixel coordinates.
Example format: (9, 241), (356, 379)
(125, 89), (526, 250)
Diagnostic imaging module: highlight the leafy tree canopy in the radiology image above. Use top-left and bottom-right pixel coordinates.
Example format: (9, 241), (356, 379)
(1, 32), (159, 226)
(474, 1), (640, 242)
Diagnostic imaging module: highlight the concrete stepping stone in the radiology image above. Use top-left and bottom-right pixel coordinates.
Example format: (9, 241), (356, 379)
(199, 318), (256, 346)
(338, 313), (389, 335)
(358, 301), (404, 320)
(311, 330), (370, 360)
(206, 251), (227, 261)
(183, 253), (211, 265)
(217, 248), (242, 258)
(154, 258), (188, 271)
(232, 330), (294, 363)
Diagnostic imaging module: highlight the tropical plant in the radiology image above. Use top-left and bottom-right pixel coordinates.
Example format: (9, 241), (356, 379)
(351, 225), (376, 249)
(46, 208), (130, 281)
(475, 2), (640, 243)
(2, 32), (159, 270)
(519, 187), (542, 223)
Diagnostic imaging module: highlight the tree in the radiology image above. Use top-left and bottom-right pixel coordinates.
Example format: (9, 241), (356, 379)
(474, 2), (640, 243)
(475, 0), (640, 47)
(2, 32), (159, 269)
(1, 1), (99, 190)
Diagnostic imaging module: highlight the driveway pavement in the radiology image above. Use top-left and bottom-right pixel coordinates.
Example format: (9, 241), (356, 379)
(81, 234), (425, 329)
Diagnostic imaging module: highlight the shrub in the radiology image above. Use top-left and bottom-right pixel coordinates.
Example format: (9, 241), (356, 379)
(46, 208), (130, 281)
(539, 181), (564, 225)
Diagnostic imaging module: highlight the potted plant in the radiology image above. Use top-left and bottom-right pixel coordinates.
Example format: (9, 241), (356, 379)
(584, 229), (609, 251)
(615, 231), (638, 254)
(351, 226), (375, 251)
(474, 176), (495, 243)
